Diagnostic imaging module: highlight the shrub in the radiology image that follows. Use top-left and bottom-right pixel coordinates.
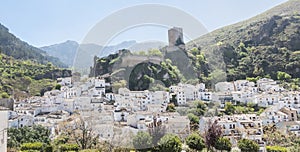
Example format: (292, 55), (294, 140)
(60, 143), (79, 152)
(20, 142), (43, 151)
(266, 146), (287, 152)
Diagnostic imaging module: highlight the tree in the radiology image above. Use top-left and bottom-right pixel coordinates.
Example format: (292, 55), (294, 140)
(112, 80), (127, 93)
(166, 103), (176, 112)
(238, 139), (259, 152)
(224, 102), (235, 115)
(187, 113), (199, 131)
(63, 117), (98, 150)
(55, 84), (61, 90)
(8, 125), (50, 149)
(0, 92), (10, 98)
(148, 124), (166, 147)
(158, 134), (182, 152)
(277, 71), (292, 81)
(215, 137), (232, 152)
(132, 131), (153, 151)
(186, 133), (205, 151)
(148, 49), (163, 57)
(194, 100), (207, 116)
(204, 120), (222, 151)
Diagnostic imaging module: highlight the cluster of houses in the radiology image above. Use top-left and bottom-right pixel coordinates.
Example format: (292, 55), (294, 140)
(2, 76), (300, 151)
(199, 78), (300, 152)
(6, 76), (212, 144)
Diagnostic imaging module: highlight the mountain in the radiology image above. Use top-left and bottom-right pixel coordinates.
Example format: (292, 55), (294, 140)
(0, 23), (66, 67)
(187, 0), (300, 83)
(40, 40), (79, 67)
(41, 40), (137, 67)
(41, 40), (166, 68)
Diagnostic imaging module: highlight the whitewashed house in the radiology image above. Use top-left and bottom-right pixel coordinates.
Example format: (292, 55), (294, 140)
(57, 77), (72, 86)
(199, 114), (264, 146)
(215, 82), (235, 92)
(0, 109), (8, 152)
(165, 116), (190, 139)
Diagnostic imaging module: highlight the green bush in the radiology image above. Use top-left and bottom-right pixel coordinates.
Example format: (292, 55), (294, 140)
(20, 142), (43, 151)
(60, 143), (80, 152)
(0, 92), (10, 98)
(55, 84), (62, 90)
(186, 133), (205, 151)
(266, 146), (287, 152)
(238, 139), (259, 152)
(158, 134), (182, 152)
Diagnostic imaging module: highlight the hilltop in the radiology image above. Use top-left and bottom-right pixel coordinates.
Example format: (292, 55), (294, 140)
(0, 23), (66, 67)
(187, 0), (300, 82)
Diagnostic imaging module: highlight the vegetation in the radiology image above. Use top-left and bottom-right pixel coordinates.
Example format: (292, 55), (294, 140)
(20, 142), (44, 151)
(263, 125), (299, 147)
(148, 124), (166, 147)
(187, 0), (300, 87)
(166, 103), (176, 112)
(266, 146), (287, 152)
(215, 137), (232, 152)
(62, 117), (98, 150)
(0, 23), (66, 67)
(185, 133), (205, 151)
(158, 134), (182, 152)
(204, 120), (222, 151)
(60, 143), (80, 152)
(132, 131), (152, 151)
(238, 139), (259, 152)
(112, 80), (127, 93)
(223, 102), (264, 115)
(129, 61), (183, 91)
(8, 125), (51, 150)
(135, 49), (163, 57)
(0, 53), (71, 99)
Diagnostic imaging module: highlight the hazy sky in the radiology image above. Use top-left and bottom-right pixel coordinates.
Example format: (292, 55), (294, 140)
(0, 0), (288, 47)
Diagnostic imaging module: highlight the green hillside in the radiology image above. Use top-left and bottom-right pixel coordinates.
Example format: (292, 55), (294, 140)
(0, 23), (66, 67)
(0, 53), (71, 100)
(187, 0), (300, 84)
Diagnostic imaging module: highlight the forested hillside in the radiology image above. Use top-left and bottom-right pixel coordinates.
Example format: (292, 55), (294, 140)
(0, 23), (66, 67)
(0, 53), (71, 100)
(187, 0), (300, 84)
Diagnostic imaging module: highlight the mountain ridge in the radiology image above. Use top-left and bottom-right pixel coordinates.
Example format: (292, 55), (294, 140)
(0, 23), (66, 67)
(186, 0), (300, 83)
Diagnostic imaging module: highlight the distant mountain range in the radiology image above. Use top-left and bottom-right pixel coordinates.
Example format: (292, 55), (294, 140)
(0, 23), (66, 67)
(40, 40), (166, 67)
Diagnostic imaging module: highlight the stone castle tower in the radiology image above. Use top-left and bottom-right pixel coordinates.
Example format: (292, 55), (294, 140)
(168, 27), (184, 47)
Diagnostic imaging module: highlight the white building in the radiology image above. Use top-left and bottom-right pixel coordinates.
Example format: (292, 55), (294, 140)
(0, 109), (8, 152)
(215, 82), (235, 92)
(9, 115), (34, 128)
(276, 121), (300, 137)
(57, 77), (72, 86)
(200, 114), (264, 146)
(165, 116), (190, 139)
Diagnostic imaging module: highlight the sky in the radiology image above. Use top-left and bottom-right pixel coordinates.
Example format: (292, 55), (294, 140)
(0, 0), (288, 47)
